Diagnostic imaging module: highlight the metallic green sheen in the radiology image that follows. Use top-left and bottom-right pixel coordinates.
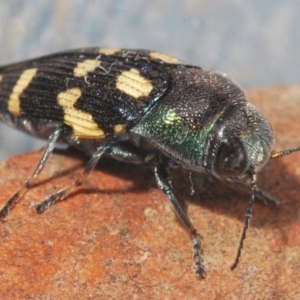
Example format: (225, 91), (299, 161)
(132, 100), (223, 171)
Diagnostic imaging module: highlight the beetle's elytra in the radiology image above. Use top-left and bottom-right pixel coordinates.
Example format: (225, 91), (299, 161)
(0, 47), (299, 277)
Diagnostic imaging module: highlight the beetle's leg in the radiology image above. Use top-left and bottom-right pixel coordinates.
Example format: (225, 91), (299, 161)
(36, 143), (153, 212)
(36, 145), (109, 213)
(107, 142), (154, 164)
(231, 174), (257, 271)
(0, 126), (66, 220)
(238, 181), (281, 206)
(154, 163), (205, 278)
(243, 145), (300, 207)
(253, 185), (280, 206)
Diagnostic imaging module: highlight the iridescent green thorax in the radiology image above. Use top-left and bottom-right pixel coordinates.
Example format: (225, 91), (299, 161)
(132, 100), (224, 171)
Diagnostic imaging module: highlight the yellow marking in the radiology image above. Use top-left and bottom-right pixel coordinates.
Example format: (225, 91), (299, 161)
(114, 124), (126, 134)
(98, 47), (121, 55)
(149, 51), (180, 64)
(57, 88), (105, 138)
(0, 75), (3, 82)
(116, 68), (153, 99)
(8, 68), (38, 116)
(74, 59), (101, 77)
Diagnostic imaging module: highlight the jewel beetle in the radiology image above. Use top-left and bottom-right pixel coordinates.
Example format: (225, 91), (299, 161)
(0, 47), (299, 277)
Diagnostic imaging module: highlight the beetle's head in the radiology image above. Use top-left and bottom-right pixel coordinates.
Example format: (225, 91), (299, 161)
(203, 102), (274, 181)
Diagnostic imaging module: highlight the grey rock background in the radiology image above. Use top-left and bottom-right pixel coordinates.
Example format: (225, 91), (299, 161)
(0, 0), (299, 159)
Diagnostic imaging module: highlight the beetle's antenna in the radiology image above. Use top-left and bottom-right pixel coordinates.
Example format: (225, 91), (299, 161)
(271, 146), (300, 159)
(231, 174), (257, 271)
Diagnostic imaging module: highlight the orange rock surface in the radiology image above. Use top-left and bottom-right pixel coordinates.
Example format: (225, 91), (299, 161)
(0, 84), (300, 299)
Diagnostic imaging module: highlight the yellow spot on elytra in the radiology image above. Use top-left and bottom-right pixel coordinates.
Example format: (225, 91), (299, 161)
(57, 88), (105, 138)
(116, 68), (153, 99)
(98, 47), (121, 55)
(149, 51), (180, 64)
(114, 124), (126, 134)
(73, 59), (101, 77)
(0, 75), (3, 82)
(8, 68), (38, 116)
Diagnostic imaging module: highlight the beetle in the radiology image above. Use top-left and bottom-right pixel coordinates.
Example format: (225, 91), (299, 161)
(0, 47), (298, 277)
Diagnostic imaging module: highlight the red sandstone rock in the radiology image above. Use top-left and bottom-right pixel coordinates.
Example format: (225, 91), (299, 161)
(0, 84), (300, 299)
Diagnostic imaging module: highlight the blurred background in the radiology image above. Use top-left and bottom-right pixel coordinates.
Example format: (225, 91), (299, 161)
(0, 0), (299, 159)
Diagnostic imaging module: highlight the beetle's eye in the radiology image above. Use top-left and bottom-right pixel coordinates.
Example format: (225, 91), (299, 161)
(215, 138), (247, 177)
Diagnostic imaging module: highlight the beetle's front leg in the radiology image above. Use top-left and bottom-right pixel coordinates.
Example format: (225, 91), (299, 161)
(154, 163), (205, 278)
